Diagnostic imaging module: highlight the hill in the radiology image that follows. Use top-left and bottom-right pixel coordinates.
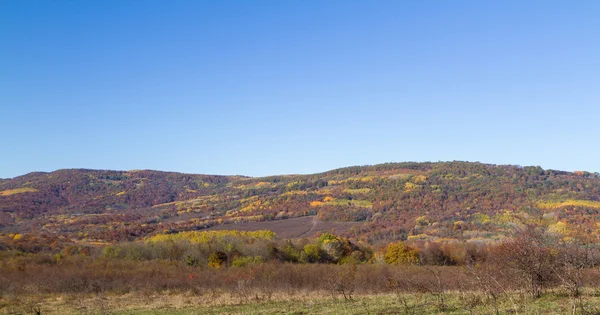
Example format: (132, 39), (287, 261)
(1, 161), (600, 251)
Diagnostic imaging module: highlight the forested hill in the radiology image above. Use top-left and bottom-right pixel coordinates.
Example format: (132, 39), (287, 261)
(2, 162), (600, 251)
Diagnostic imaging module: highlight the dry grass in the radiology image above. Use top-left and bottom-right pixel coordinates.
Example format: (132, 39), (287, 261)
(4, 289), (600, 314)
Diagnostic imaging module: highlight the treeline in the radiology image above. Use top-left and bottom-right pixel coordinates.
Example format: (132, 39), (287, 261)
(10, 226), (598, 273)
(98, 230), (374, 267)
(5, 226), (600, 299)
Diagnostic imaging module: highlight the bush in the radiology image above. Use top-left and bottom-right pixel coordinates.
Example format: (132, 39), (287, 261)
(208, 251), (228, 268)
(301, 244), (322, 263)
(231, 256), (264, 267)
(384, 242), (418, 265)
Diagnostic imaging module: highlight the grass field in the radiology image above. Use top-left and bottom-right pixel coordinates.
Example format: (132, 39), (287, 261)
(3, 290), (600, 314)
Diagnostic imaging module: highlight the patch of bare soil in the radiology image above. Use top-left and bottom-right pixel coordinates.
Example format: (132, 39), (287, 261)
(208, 216), (361, 238)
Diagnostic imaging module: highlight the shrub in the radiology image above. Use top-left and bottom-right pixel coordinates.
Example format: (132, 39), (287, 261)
(384, 242), (418, 265)
(231, 256), (264, 267)
(492, 225), (559, 298)
(208, 251), (228, 268)
(302, 244), (322, 263)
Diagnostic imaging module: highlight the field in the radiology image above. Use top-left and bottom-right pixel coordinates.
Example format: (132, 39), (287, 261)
(4, 290), (600, 314)
(3, 256), (600, 315)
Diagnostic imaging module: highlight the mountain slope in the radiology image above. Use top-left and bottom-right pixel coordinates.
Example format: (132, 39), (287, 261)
(1, 162), (600, 250)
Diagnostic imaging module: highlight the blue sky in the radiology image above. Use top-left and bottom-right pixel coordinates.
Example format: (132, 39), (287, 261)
(1, 1), (599, 178)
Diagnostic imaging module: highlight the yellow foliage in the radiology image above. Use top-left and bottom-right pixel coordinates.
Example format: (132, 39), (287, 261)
(404, 182), (417, 192)
(146, 230), (277, 244)
(343, 188), (371, 194)
(244, 215), (264, 221)
(356, 176), (375, 182)
(12, 233), (22, 240)
(538, 200), (600, 210)
(286, 181), (301, 188)
(241, 199), (261, 212)
(314, 188), (333, 195)
(388, 173), (413, 180)
(235, 182), (276, 190)
(471, 213), (491, 224)
(328, 176), (376, 186)
(548, 221), (569, 235)
(453, 221), (465, 230)
(412, 175), (427, 184)
(383, 242), (419, 265)
(281, 190), (308, 196)
(0, 187), (38, 196)
(311, 197), (373, 208)
(494, 210), (518, 224)
(415, 216), (429, 226)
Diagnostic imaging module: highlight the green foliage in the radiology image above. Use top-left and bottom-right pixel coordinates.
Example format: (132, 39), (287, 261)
(318, 198), (373, 208)
(103, 246), (122, 259)
(316, 234), (362, 263)
(185, 254), (201, 266)
(123, 244), (151, 261)
(415, 216), (429, 226)
(342, 188), (371, 194)
(280, 242), (301, 262)
(317, 233), (340, 244)
(302, 244), (322, 263)
(339, 251), (365, 264)
(231, 255), (264, 267)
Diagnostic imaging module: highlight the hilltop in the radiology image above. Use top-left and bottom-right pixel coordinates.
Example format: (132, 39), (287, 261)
(1, 161), (600, 251)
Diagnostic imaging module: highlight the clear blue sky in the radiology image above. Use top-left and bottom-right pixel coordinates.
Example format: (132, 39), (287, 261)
(1, 1), (599, 178)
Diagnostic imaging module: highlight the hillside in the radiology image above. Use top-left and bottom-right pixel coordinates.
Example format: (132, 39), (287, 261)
(1, 162), (600, 251)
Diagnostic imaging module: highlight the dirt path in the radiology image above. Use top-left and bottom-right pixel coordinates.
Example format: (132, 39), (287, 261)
(298, 216), (319, 237)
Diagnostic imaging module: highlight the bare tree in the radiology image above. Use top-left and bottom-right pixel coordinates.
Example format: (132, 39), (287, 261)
(495, 225), (559, 299)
